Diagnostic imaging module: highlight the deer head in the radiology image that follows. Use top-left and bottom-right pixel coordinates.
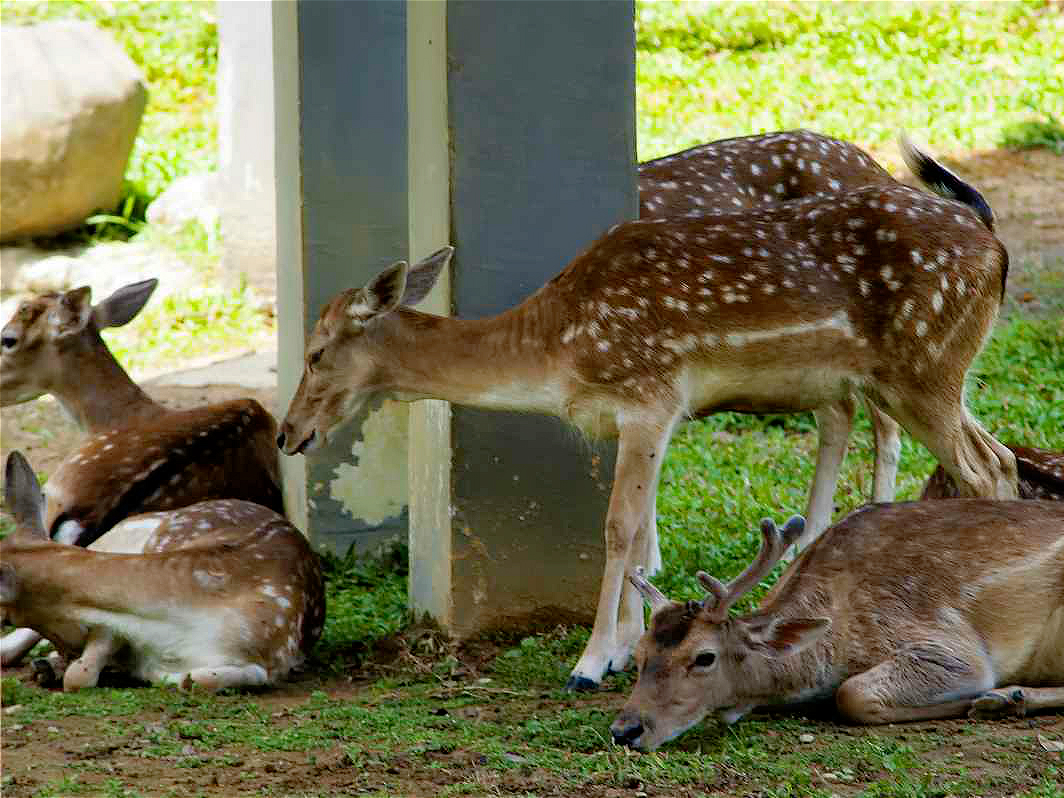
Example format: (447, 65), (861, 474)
(611, 517), (830, 751)
(0, 279), (157, 407)
(277, 246), (453, 454)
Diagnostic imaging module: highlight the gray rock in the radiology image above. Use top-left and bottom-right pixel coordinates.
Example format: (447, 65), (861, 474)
(0, 21), (147, 242)
(146, 172), (219, 235)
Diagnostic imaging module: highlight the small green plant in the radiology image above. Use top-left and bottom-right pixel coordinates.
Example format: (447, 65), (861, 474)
(1001, 110), (1064, 155)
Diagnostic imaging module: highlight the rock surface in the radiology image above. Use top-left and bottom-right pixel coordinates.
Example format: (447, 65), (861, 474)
(0, 21), (147, 242)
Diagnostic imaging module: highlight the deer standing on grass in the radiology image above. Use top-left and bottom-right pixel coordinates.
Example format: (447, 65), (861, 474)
(0, 279), (283, 666)
(923, 444), (1064, 501)
(613, 503), (1064, 751)
(640, 129), (908, 521)
(0, 452), (325, 691)
(277, 141), (1017, 690)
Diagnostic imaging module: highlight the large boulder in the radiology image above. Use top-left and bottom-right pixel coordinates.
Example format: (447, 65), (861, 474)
(0, 21), (147, 243)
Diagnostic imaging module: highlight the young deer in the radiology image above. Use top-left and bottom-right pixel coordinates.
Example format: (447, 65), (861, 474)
(2, 497), (285, 680)
(613, 502), (1064, 751)
(923, 444), (1063, 501)
(640, 129), (905, 508)
(0, 279), (283, 548)
(0, 452), (325, 691)
(277, 142), (1017, 689)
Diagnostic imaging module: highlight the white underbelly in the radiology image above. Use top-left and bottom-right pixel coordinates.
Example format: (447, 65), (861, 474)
(681, 365), (860, 415)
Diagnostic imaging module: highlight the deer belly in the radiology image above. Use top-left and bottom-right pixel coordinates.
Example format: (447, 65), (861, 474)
(683, 365), (858, 415)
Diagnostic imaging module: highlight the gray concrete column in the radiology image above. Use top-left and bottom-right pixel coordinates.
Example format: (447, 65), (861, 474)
(408, 0), (637, 636)
(273, 0), (411, 552)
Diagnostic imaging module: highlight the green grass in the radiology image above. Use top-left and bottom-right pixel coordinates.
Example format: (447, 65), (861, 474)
(637, 1), (1064, 161)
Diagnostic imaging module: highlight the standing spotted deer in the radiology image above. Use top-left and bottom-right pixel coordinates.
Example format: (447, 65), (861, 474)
(640, 129), (907, 515)
(0, 452), (325, 691)
(613, 502), (1064, 750)
(278, 140), (1017, 689)
(0, 280), (282, 666)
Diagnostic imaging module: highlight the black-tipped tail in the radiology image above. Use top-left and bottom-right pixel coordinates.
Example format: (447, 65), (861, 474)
(899, 134), (995, 231)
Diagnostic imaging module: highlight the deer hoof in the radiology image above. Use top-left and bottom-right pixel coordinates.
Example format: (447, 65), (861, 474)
(30, 657), (60, 687)
(565, 675), (600, 692)
(969, 688), (1027, 719)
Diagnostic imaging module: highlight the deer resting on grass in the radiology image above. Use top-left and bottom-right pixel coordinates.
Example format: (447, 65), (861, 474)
(613, 502), (1064, 750)
(277, 141), (1017, 689)
(923, 444), (1063, 501)
(0, 280), (283, 666)
(0, 452), (325, 691)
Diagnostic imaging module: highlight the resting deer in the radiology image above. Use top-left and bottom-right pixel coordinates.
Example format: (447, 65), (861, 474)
(0, 280), (283, 666)
(277, 141), (1017, 689)
(0, 451), (325, 691)
(613, 503), (1064, 750)
(923, 444), (1063, 501)
(641, 129), (906, 512)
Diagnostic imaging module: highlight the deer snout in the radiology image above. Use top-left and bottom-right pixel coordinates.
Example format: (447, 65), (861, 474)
(276, 423), (316, 456)
(610, 710), (646, 748)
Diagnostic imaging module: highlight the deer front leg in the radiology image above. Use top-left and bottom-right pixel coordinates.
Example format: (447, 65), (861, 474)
(866, 399), (901, 502)
(63, 628), (120, 692)
(566, 415), (676, 691)
(181, 664), (269, 691)
(970, 686), (1064, 718)
(1, 627), (44, 667)
(835, 640), (995, 724)
(796, 397), (856, 551)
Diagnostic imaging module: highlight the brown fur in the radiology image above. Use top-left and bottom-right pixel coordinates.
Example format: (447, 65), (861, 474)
(923, 445), (1064, 501)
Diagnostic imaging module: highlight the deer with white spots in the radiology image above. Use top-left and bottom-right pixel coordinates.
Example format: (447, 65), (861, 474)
(277, 138), (1017, 690)
(612, 503), (1064, 751)
(0, 280), (283, 666)
(641, 129), (907, 515)
(923, 444), (1064, 501)
(0, 452), (325, 691)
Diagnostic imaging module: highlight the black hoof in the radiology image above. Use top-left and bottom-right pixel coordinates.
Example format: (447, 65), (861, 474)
(565, 675), (600, 692)
(31, 657), (59, 687)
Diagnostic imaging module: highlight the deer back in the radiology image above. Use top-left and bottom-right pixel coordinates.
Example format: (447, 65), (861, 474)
(44, 398), (283, 546)
(639, 130), (893, 217)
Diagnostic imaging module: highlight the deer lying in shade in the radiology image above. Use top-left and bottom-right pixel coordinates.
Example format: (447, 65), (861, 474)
(612, 503), (1064, 751)
(0, 279), (283, 666)
(0, 452), (325, 691)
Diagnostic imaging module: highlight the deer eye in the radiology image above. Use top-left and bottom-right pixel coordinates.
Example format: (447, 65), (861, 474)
(1, 332), (17, 350)
(693, 651), (717, 668)
(308, 349), (324, 369)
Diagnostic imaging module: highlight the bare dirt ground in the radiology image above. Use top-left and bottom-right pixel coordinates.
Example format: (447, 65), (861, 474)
(2, 149), (1062, 797)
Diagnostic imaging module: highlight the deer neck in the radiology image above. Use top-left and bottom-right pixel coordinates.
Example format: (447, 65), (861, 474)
(387, 304), (566, 415)
(54, 333), (159, 432)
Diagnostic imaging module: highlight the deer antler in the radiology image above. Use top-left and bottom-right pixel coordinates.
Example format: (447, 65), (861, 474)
(629, 566), (671, 613)
(697, 516), (805, 622)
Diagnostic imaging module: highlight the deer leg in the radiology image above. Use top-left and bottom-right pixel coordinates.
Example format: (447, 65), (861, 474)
(795, 397), (856, 551)
(835, 641), (995, 724)
(181, 664), (269, 691)
(63, 629), (120, 692)
(1, 627), (44, 667)
(866, 399), (901, 503)
(567, 415), (676, 690)
(881, 391), (1017, 501)
(970, 686), (1064, 718)
(614, 485), (661, 674)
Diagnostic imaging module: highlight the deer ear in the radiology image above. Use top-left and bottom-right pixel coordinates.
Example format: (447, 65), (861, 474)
(401, 246), (453, 307)
(746, 617), (830, 657)
(3, 452), (47, 539)
(350, 261), (408, 322)
(92, 279), (157, 329)
(51, 286), (93, 339)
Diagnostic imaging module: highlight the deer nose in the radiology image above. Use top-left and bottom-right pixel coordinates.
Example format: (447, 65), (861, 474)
(276, 430), (287, 450)
(610, 713), (645, 748)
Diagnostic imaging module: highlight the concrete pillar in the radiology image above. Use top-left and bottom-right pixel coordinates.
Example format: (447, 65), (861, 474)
(408, 1), (637, 636)
(272, 0), (411, 553)
(218, 1), (277, 299)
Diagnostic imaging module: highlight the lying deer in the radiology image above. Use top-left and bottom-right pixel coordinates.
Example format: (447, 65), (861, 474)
(923, 444), (1063, 501)
(641, 130), (908, 537)
(277, 141), (1017, 689)
(0, 280), (284, 665)
(613, 502), (1064, 750)
(0, 451), (325, 691)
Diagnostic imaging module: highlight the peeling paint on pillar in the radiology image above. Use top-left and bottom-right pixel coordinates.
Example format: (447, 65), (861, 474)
(329, 401), (409, 525)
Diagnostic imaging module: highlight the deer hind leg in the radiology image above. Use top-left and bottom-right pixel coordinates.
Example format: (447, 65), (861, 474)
(970, 685), (1064, 719)
(880, 389), (1017, 501)
(63, 629), (120, 692)
(866, 399), (901, 503)
(795, 397), (857, 552)
(566, 413), (677, 691)
(836, 641), (995, 724)
(181, 664), (269, 691)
